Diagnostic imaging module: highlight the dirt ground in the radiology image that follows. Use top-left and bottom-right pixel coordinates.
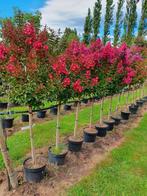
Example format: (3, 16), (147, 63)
(0, 105), (146, 196)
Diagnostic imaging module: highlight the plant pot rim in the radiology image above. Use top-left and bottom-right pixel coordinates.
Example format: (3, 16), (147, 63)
(48, 146), (68, 156)
(68, 136), (83, 143)
(121, 111), (130, 114)
(103, 120), (115, 124)
(3, 117), (14, 120)
(84, 127), (97, 134)
(95, 124), (108, 128)
(23, 157), (46, 170)
(111, 115), (121, 120)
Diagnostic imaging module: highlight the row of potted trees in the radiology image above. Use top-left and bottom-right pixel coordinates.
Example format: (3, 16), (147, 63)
(0, 21), (146, 188)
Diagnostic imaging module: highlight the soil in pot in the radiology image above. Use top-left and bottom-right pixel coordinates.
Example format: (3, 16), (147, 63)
(64, 104), (72, 111)
(83, 127), (97, 143)
(37, 110), (47, 118)
(22, 114), (29, 122)
(103, 120), (115, 131)
(121, 111), (130, 120)
(111, 116), (121, 125)
(50, 107), (57, 115)
(0, 102), (8, 109)
(2, 118), (14, 129)
(23, 156), (46, 183)
(95, 124), (108, 137)
(68, 136), (83, 152)
(48, 145), (68, 165)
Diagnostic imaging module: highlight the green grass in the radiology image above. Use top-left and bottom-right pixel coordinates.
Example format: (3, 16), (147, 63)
(68, 113), (147, 196)
(0, 91), (141, 169)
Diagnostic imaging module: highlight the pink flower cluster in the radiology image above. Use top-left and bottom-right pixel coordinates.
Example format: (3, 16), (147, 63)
(0, 43), (8, 60)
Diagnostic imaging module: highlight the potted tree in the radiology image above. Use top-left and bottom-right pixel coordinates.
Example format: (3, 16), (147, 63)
(2, 20), (50, 182)
(48, 55), (71, 165)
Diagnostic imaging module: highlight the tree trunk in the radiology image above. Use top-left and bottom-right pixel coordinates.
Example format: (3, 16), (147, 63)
(126, 90), (129, 108)
(28, 106), (36, 165)
(89, 99), (94, 129)
(56, 104), (61, 149)
(74, 102), (79, 137)
(108, 96), (113, 120)
(116, 93), (121, 112)
(0, 119), (18, 189)
(100, 98), (104, 125)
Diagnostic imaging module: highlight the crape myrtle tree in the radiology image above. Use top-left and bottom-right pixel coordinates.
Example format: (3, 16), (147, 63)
(113, 0), (125, 46)
(1, 20), (50, 166)
(64, 40), (99, 138)
(47, 54), (72, 151)
(93, 0), (102, 40)
(103, 0), (114, 44)
(83, 8), (92, 45)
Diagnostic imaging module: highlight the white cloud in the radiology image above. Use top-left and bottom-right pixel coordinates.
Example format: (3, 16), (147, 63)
(39, 0), (142, 33)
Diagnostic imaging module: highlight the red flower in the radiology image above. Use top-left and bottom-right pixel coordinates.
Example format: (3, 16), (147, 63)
(70, 63), (80, 73)
(123, 76), (132, 85)
(43, 45), (49, 51)
(91, 77), (99, 86)
(73, 79), (83, 93)
(48, 74), (53, 80)
(85, 70), (91, 79)
(23, 23), (35, 36)
(62, 78), (71, 87)
(33, 41), (43, 50)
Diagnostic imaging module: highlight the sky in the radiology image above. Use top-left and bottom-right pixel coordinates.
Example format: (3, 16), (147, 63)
(0, 0), (142, 36)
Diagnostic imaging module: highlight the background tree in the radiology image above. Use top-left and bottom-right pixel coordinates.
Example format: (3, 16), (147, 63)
(83, 8), (92, 45)
(59, 27), (79, 53)
(138, 0), (147, 37)
(103, 0), (114, 44)
(122, 0), (137, 45)
(113, 0), (125, 46)
(93, 0), (102, 40)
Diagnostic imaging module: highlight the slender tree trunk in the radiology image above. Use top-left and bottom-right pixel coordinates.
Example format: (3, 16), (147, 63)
(126, 90), (129, 109)
(28, 106), (35, 165)
(89, 99), (94, 129)
(100, 98), (104, 125)
(108, 96), (113, 120)
(116, 93), (121, 112)
(74, 102), (79, 137)
(56, 104), (61, 149)
(0, 119), (18, 189)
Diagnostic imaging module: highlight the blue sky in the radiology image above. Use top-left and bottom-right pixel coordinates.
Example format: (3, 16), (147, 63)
(0, 0), (142, 37)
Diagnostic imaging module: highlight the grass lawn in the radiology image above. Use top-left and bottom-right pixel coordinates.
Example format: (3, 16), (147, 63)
(68, 113), (147, 196)
(0, 91), (141, 169)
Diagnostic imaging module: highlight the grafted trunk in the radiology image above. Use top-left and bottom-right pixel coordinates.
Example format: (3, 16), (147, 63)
(0, 119), (18, 189)
(116, 93), (121, 112)
(28, 106), (36, 165)
(100, 98), (104, 125)
(89, 99), (94, 129)
(108, 96), (113, 120)
(74, 102), (79, 137)
(56, 104), (61, 149)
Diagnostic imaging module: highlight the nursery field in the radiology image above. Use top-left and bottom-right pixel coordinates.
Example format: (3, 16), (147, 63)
(68, 112), (147, 196)
(0, 92), (136, 169)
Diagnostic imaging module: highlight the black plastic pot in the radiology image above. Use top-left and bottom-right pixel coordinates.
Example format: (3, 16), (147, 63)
(111, 116), (121, 125)
(37, 110), (47, 118)
(83, 128), (97, 143)
(103, 120), (115, 131)
(64, 104), (72, 111)
(0, 102), (8, 109)
(136, 100), (143, 107)
(22, 114), (29, 122)
(68, 137), (83, 152)
(50, 107), (57, 115)
(82, 99), (88, 104)
(48, 147), (67, 165)
(2, 118), (14, 129)
(121, 111), (130, 120)
(23, 157), (46, 183)
(129, 104), (138, 114)
(95, 124), (108, 137)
